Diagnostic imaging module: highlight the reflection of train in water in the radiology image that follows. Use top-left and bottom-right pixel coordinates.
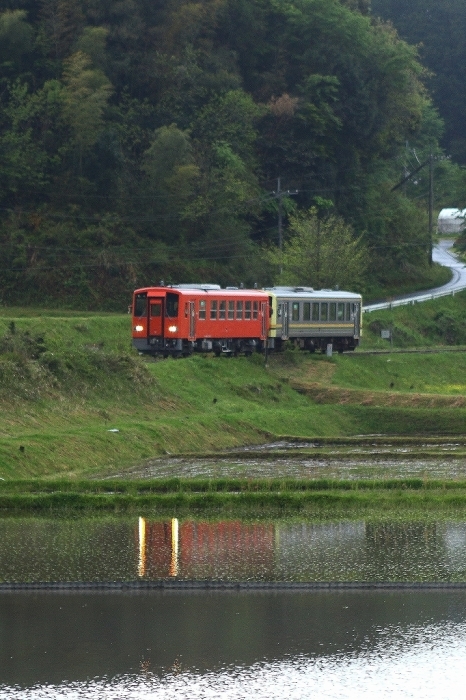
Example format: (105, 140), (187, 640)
(132, 284), (362, 357)
(138, 518), (275, 579)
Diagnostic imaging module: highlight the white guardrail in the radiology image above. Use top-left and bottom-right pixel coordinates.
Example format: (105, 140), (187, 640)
(363, 242), (466, 313)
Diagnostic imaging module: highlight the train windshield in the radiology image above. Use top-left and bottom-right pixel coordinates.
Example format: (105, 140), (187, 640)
(165, 292), (179, 318)
(134, 292), (147, 317)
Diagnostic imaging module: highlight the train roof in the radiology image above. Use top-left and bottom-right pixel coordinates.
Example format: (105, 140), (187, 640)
(134, 285), (268, 297)
(134, 285), (362, 300)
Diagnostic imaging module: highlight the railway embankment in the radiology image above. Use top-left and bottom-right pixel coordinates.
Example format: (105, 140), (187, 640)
(2, 294), (466, 481)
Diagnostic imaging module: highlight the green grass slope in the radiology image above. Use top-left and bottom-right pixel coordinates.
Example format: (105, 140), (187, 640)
(2, 293), (466, 478)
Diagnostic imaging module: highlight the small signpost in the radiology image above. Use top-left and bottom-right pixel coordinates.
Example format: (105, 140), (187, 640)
(381, 328), (393, 351)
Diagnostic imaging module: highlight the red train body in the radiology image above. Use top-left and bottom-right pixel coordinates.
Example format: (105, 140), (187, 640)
(132, 284), (270, 356)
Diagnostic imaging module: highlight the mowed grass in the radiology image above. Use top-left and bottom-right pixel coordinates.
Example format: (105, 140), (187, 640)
(2, 300), (466, 479)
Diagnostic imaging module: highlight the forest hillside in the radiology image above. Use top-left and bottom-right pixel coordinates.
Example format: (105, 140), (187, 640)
(0, 0), (462, 308)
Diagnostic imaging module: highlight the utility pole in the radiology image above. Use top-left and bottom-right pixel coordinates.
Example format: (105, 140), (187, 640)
(277, 176), (283, 263)
(428, 153), (434, 266)
(273, 177), (298, 275)
(391, 153), (445, 267)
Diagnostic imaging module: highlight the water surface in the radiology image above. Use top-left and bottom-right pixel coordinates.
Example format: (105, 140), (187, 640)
(0, 590), (465, 698)
(1, 516), (466, 583)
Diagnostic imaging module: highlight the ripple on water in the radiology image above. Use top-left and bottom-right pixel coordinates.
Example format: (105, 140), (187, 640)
(1, 621), (465, 699)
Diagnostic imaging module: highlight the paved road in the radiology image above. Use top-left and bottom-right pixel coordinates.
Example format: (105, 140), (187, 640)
(363, 239), (466, 312)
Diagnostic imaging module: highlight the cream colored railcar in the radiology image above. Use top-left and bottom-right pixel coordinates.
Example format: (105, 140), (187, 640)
(266, 287), (362, 353)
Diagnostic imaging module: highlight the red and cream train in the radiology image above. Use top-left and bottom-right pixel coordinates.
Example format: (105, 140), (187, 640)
(132, 283), (362, 356)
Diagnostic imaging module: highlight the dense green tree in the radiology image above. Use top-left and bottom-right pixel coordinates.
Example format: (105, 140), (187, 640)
(0, 9), (33, 76)
(372, 0), (466, 163)
(265, 208), (368, 290)
(0, 0), (446, 306)
(61, 50), (113, 170)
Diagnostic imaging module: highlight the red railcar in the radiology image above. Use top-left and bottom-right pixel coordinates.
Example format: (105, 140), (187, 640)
(132, 284), (270, 356)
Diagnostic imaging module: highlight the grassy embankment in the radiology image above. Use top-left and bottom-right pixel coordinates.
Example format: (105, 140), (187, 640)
(1, 477), (466, 517)
(2, 290), (466, 511)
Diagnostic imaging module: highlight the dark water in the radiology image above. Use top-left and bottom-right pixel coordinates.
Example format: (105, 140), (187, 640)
(0, 590), (465, 698)
(1, 516), (466, 697)
(1, 516), (466, 583)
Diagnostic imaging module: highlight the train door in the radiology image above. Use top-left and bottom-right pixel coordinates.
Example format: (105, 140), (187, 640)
(188, 301), (196, 340)
(149, 298), (163, 337)
(279, 301), (289, 340)
(260, 301), (267, 339)
(352, 302), (360, 337)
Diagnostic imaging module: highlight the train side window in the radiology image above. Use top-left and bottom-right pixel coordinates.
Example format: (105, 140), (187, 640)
(311, 302), (319, 321)
(321, 303), (328, 321)
(337, 302), (345, 321)
(329, 303), (336, 321)
(134, 293), (147, 317)
(210, 300), (218, 320)
(345, 303), (351, 321)
(303, 302), (311, 321)
(228, 301), (234, 319)
(269, 296), (273, 317)
(292, 302), (299, 321)
(253, 301), (258, 319)
(236, 301), (243, 319)
(165, 292), (179, 318)
(199, 300), (206, 320)
(219, 300), (226, 319)
(245, 301), (252, 319)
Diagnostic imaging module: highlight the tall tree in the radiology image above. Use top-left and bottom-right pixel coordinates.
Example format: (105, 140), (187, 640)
(61, 50), (113, 172)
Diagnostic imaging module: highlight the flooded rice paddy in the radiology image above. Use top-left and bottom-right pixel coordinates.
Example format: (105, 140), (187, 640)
(120, 440), (466, 480)
(2, 441), (466, 697)
(1, 515), (466, 583)
(1, 590), (465, 698)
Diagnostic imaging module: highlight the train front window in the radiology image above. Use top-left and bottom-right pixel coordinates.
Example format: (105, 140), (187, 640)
(134, 293), (147, 317)
(292, 302), (299, 321)
(165, 293), (179, 318)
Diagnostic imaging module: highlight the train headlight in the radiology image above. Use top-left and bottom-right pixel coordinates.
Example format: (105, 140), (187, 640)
(134, 325), (144, 332)
(168, 325), (178, 333)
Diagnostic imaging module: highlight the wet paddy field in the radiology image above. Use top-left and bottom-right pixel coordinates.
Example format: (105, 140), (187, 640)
(1, 513), (466, 584)
(119, 439), (466, 481)
(2, 439), (466, 697)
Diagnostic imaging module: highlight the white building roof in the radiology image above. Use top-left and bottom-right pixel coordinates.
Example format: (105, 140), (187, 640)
(437, 208), (466, 233)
